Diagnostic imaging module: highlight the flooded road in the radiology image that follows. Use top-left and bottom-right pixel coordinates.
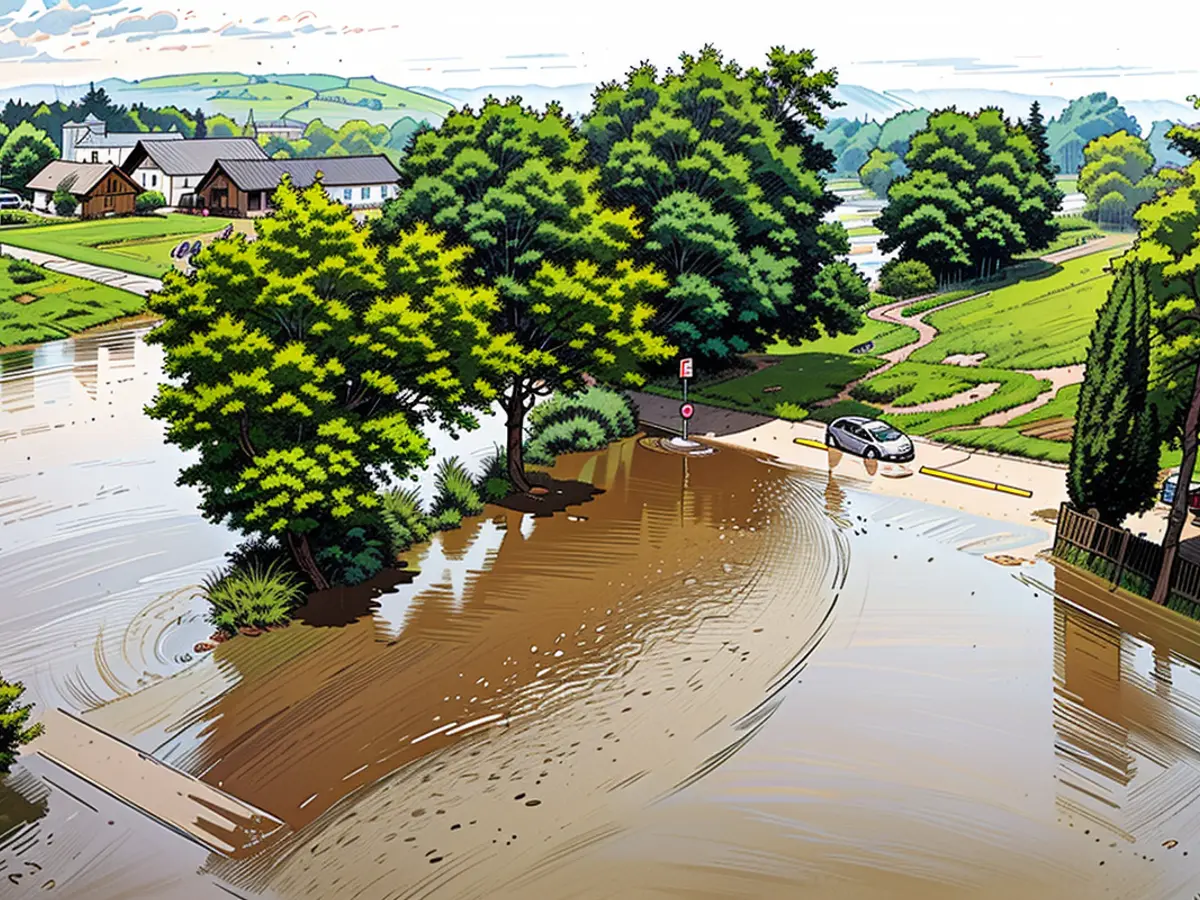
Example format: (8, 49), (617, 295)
(3, 330), (1200, 899)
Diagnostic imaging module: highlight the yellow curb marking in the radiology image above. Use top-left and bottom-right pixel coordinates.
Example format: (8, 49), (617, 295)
(794, 437), (829, 450)
(919, 466), (1033, 498)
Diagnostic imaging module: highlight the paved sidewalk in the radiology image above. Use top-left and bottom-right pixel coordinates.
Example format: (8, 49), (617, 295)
(0, 243), (163, 297)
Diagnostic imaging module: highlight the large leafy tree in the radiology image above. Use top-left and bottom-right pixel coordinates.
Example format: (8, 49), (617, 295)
(1078, 131), (1165, 229)
(1119, 159), (1200, 603)
(1167, 95), (1200, 161)
(0, 122), (58, 196)
(859, 147), (902, 198)
(877, 108), (1061, 281)
(1047, 92), (1140, 174)
(147, 179), (514, 590)
(580, 45), (862, 364)
(1068, 262), (1159, 524)
(374, 99), (672, 493)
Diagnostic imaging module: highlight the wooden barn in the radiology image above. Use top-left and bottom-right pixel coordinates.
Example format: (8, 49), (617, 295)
(27, 161), (143, 219)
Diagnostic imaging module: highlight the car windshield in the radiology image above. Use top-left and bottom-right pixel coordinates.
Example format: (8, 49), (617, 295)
(868, 425), (902, 442)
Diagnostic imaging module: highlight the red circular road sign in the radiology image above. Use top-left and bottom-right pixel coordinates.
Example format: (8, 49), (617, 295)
(680, 402), (695, 420)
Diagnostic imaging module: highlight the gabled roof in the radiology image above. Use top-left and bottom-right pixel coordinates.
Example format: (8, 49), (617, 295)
(203, 155), (401, 192)
(123, 138), (268, 176)
(78, 131), (184, 150)
(26, 161), (130, 195)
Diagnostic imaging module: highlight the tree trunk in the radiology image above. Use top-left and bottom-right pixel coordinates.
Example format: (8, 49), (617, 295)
(1152, 361), (1200, 605)
(505, 382), (533, 494)
(287, 530), (330, 592)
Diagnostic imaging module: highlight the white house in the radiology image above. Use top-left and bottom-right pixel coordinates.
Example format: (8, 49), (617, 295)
(119, 138), (269, 207)
(61, 114), (183, 166)
(193, 155), (402, 216)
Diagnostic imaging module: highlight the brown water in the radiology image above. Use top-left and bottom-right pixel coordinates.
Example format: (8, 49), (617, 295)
(4, 330), (1200, 899)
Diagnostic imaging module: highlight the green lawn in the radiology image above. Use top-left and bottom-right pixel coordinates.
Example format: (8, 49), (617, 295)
(1056, 175), (1079, 194)
(0, 256), (145, 347)
(847, 225), (881, 237)
(852, 361), (991, 407)
(766, 315), (918, 358)
(939, 426), (1072, 463)
(897, 288), (982, 318)
(0, 214), (234, 277)
(910, 250), (1119, 369)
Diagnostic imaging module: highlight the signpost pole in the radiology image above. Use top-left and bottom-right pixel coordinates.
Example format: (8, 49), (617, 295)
(682, 377), (689, 441)
(679, 357), (693, 442)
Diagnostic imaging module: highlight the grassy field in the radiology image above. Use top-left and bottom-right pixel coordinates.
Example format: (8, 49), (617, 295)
(910, 251), (1117, 369)
(0, 214), (234, 277)
(766, 313), (917, 358)
(898, 288), (983, 318)
(0, 256), (145, 347)
(847, 225), (882, 237)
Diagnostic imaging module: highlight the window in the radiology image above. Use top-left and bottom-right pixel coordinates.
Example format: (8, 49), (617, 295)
(91, 151), (99, 163)
(343, 188), (353, 202)
(361, 186), (370, 200)
(151, 174), (158, 188)
(183, 178), (189, 188)
(379, 185), (388, 198)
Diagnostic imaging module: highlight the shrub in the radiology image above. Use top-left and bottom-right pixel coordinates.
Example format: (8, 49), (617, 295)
(380, 486), (431, 553)
(0, 210), (39, 226)
(431, 456), (484, 526)
(526, 416), (608, 465)
(6, 259), (46, 285)
(135, 191), (167, 214)
(878, 259), (936, 299)
(528, 386), (638, 441)
(52, 179), (78, 218)
(476, 444), (512, 502)
(0, 674), (44, 775)
(202, 559), (305, 635)
(315, 527), (386, 585)
(773, 402), (809, 421)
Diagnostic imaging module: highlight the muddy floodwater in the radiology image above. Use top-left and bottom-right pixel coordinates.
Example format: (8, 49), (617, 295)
(3, 329), (1200, 899)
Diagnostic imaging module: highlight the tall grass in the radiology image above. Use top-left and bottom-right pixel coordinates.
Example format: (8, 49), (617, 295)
(380, 485), (432, 552)
(203, 560), (306, 635)
(430, 456), (484, 530)
(476, 444), (512, 502)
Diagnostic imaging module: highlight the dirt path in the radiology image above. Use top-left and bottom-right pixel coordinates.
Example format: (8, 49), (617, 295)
(1040, 232), (1133, 266)
(977, 364), (1084, 428)
(816, 290), (991, 407)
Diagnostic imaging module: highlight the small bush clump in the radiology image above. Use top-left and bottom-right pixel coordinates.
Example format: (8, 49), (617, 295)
(135, 191), (167, 214)
(1, 674), (43, 775)
(202, 559), (305, 635)
(0, 210), (39, 226)
(878, 259), (936, 299)
(476, 445), (512, 502)
(380, 485), (432, 553)
(525, 386), (638, 464)
(315, 527), (386, 586)
(7, 258), (46, 285)
(431, 456), (484, 529)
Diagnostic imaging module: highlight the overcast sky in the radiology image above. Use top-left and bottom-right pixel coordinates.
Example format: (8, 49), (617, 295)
(0, 0), (1196, 103)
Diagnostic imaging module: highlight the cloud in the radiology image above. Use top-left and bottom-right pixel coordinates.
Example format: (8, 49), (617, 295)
(50, 0), (122, 7)
(0, 0), (24, 15)
(0, 38), (35, 59)
(96, 10), (176, 38)
(856, 57), (1018, 72)
(12, 7), (92, 37)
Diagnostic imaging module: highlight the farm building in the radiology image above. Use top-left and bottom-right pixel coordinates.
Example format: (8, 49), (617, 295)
(62, 114), (183, 166)
(26, 161), (143, 219)
(192, 155), (401, 216)
(120, 138), (268, 207)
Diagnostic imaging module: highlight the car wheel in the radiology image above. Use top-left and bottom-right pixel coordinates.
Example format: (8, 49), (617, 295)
(863, 447), (879, 460)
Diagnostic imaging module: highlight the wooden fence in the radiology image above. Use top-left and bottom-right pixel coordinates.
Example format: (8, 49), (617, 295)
(1053, 502), (1200, 608)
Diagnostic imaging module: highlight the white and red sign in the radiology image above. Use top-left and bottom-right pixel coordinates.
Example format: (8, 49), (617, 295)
(680, 402), (695, 420)
(679, 357), (693, 380)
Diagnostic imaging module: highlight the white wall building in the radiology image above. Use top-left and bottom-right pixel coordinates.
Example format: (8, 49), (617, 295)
(120, 138), (269, 207)
(61, 114), (183, 166)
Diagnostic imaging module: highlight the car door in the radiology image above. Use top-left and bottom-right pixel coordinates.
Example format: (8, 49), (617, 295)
(842, 423), (867, 455)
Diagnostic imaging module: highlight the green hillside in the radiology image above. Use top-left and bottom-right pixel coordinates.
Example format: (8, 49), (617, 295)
(129, 73), (251, 90)
(268, 74), (348, 93)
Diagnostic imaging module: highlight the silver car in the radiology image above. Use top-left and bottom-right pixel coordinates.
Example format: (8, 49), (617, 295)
(825, 416), (914, 462)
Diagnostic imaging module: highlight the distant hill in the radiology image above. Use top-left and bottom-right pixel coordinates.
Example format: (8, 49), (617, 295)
(0, 73), (455, 128)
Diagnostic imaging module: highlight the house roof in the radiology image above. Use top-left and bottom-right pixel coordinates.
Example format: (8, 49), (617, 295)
(205, 155), (401, 192)
(26, 161), (128, 195)
(78, 131), (184, 149)
(126, 138), (268, 176)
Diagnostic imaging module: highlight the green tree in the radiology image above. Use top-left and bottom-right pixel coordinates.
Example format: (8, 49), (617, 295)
(0, 672), (43, 775)
(375, 98), (672, 492)
(1024, 101), (1055, 181)
(818, 118), (882, 174)
(1078, 131), (1163, 229)
(194, 108), (208, 139)
(1047, 92), (1140, 174)
(878, 258), (935, 299)
(147, 179), (516, 590)
(877, 109), (930, 159)
(1119, 160), (1200, 603)
(1167, 95), (1200, 161)
(0, 121), (59, 197)
(859, 147), (901, 197)
(581, 45), (856, 363)
(1068, 262), (1159, 524)
(205, 114), (241, 137)
(877, 108), (1060, 281)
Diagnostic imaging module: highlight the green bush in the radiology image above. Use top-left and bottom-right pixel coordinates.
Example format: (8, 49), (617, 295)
(202, 560), (305, 635)
(135, 191), (167, 214)
(879, 259), (936, 299)
(431, 456), (484, 526)
(526, 416), (608, 465)
(476, 445), (512, 502)
(315, 527), (386, 585)
(6, 258), (46, 285)
(0, 210), (39, 226)
(380, 485), (432, 553)
(1, 674), (43, 775)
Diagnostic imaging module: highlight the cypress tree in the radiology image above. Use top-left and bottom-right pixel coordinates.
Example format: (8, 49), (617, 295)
(1068, 262), (1160, 524)
(194, 108), (207, 140)
(1026, 101), (1055, 180)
